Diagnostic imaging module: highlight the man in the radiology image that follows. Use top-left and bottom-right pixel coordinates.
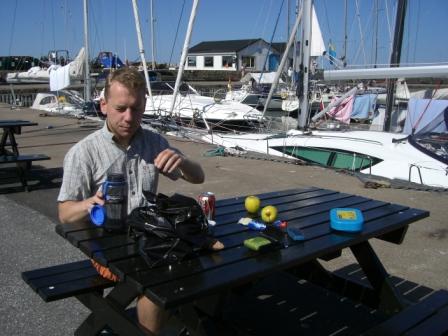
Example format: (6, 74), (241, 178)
(58, 67), (218, 334)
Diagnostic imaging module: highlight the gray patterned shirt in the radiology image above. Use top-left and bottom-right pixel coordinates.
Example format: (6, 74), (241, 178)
(57, 123), (179, 213)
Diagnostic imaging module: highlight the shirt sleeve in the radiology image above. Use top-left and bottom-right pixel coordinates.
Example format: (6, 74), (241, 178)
(57, 144), (94, 202)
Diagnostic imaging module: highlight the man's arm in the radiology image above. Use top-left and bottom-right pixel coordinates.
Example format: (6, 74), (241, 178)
(154, 148), (204, 184)
(58, 190), (104, 224)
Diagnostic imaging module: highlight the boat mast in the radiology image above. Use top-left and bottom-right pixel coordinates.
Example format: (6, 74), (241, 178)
(292, 0), (299, 79)
(374, 0), (379, 68)
(342, 0), (347, 67)
(384, 0), (407, 131)
(169, 0), (199, 115)
(297, 0), (312, 129)
(261, 3), (303, 119)
(83, 0), (91, 101)
(131, 0), (154, 110)
(287, 0), (290, 39)
(150, 0), (156, 69)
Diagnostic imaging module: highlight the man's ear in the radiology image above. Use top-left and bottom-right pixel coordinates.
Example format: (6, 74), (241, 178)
(100, 97), (107, 116)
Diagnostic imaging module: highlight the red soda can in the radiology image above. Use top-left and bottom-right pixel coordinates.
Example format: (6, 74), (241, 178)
(198, 192), (216, 221)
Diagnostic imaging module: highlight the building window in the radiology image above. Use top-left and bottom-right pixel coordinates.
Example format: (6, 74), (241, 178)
(204, 56), (214, 67)
(187, 56), (196, 67)
(242, 56), (255, 69)
(222, 56), (233, 68)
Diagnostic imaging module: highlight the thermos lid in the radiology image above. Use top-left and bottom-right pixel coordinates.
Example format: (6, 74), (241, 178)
(90, 205), (105, 226)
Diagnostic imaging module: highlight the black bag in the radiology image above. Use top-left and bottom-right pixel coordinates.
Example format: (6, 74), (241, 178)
(127, 193), (216, 268)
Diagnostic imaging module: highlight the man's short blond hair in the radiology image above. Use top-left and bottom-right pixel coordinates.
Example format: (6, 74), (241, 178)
(104, 67), (146, 100)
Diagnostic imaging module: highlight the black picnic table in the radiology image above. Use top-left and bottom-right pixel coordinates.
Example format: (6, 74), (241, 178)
(0, 119), (37, 156)
(55, 187), (429, 335)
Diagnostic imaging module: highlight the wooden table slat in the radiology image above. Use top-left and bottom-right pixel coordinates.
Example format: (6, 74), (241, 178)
(216, 191), (353, 224)
(79, 235), (136, 257)
(28, 267), (100, 291)
(37, 275), (112, 302)
(214, 187), (316, 208)
(22, 260), (93, 281)
(216, 188), (337, 216)
(108, 230), (259, 280)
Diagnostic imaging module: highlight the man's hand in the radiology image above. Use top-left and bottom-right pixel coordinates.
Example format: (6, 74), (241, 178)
(85, 189), (105, 213)
(154, 148), (184, 175)
(58, 189), (105, 224)
(154, 148), (204, 183)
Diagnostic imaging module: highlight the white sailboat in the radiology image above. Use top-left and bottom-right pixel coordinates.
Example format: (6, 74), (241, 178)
(144, 83), (264, 131)
(6, 48), (85, 84)
(225, 72), (289, 110)
(182, 0), (448, 188)
(131, 0), (264, 132)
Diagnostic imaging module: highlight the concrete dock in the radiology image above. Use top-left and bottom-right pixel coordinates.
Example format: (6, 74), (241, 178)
(0, 103), (446, 335)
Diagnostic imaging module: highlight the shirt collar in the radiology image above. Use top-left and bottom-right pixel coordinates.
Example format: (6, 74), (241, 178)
(100, 122), (143, 147)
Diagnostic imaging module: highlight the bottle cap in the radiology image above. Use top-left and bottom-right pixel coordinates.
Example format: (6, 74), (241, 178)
(90, 205), (105, 226)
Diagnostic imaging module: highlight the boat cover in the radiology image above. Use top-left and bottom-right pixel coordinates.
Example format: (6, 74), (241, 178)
(327, 94), (355, 124)
(403, 98), (448, 134)
(351, 94), (378, 119)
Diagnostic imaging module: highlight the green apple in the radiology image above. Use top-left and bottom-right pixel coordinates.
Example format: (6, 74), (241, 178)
(245, 195), (261, 214)
(261, 205), (278, 223)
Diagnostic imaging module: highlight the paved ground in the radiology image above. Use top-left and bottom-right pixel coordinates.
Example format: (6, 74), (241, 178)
(0, 104), (447, 335)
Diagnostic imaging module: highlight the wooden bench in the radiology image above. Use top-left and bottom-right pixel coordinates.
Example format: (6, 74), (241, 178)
(22, 260), (155, 335)
(21, 259), (113, 302)
(364, 289), (448, 335)
(0, 154), (50, 191)
(224, 270), (448, 335)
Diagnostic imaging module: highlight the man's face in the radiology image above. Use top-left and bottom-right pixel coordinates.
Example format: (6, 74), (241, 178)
(100, 81), (146, 145)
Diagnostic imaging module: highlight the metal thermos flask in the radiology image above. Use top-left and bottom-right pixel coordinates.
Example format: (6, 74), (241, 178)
(90, 173), (127, 232)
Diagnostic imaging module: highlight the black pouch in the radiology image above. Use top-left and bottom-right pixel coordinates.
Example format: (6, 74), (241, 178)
(127, 193), (217, 268)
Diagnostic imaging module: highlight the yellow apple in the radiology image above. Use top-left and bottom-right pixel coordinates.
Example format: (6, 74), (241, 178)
(261, 205), (278, 223)
(244, 195), (261, 214)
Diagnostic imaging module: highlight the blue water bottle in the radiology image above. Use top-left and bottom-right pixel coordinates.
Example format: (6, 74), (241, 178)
(90, 173), (127, 232)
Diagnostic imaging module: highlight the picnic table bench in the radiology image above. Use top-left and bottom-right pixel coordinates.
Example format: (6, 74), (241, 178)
(0, 120), (50, 191)
(22, 187), (448, 335)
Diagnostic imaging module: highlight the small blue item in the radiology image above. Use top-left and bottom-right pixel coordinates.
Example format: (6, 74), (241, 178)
(330, 208), (364, 232)
(272, 220), (282, 228)
(90, 205), (105, 226)
(287, 227), (305, 241)
(248, 220), (266, 231)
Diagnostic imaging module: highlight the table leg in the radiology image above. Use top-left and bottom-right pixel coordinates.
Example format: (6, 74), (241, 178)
(75, 283), (149, 336)
(176, 292), (233, 336)
(350, 241), (408, 315)
(8, 130), (19, 156)
(0, 130), (8, 156)
(0, 129), (19, 156)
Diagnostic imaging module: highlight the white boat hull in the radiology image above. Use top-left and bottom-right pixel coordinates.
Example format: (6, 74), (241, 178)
(194, 129), (448, 188)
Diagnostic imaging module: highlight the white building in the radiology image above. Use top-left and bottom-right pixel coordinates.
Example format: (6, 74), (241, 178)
(185, 39), (290, 72)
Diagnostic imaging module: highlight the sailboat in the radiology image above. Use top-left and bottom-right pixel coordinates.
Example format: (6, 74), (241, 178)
(181, 0), (448, 188)
(143, 82), (264, 131)
(6, 48), (85, 84)
(129, 0), (264, 132)
(29, 0), (101, 121)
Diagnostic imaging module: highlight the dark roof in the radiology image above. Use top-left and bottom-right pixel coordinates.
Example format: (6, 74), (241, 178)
(188, 39), (264, 53)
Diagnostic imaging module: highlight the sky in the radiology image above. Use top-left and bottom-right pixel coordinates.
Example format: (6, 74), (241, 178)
(1, 0), (447, 68)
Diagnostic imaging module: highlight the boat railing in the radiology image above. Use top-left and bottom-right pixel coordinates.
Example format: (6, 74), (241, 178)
(359, 156), (373, 175)
(409, 164), (424, 185)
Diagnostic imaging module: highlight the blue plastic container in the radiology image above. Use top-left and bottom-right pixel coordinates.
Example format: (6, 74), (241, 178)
(330, 208), (364, 233)
(90, 205), (105, 226)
